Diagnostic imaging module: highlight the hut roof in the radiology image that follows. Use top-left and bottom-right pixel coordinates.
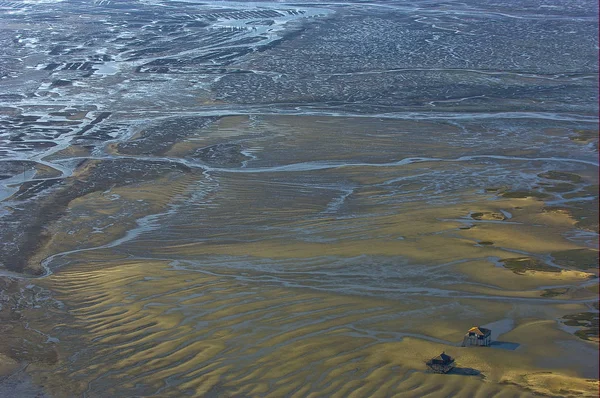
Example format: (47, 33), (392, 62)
(431, 352), (454, 364)
(468, 326), (491, 336)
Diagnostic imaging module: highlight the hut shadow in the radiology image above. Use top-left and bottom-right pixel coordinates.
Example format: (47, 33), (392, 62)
(490, 341), (520, 350)
(448, 367), (482, 376)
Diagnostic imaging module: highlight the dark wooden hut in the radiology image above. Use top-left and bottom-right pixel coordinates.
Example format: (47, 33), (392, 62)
(462, 326), (492, 347)
(426, 352), (455, 374)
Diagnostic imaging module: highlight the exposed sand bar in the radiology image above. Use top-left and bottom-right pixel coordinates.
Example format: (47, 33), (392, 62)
(1, 114), (598, 397)
(1, 0), (598, 394)
(26, 259), (596, 397)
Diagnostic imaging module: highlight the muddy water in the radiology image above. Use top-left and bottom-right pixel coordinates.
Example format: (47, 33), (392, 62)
(17, 115), (597, 397)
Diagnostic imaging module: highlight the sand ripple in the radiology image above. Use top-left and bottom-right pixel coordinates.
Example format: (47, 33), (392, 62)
(39, 261), (561, 397)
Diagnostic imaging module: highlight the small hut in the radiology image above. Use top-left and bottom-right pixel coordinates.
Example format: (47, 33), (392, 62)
(462, 326), (492, 347)
(426, 352), (455, 374)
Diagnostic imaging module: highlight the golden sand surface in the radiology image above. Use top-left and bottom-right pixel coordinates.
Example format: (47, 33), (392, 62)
(2, 115), (598, 397)
(27, 260), (597, 397)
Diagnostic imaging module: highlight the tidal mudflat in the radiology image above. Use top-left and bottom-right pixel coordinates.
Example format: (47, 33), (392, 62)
(0, 0), (598, 397)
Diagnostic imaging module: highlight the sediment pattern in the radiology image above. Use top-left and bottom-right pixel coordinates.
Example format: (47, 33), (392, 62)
(0, 0), (598, 397)
(43, 260), (592, 397)
(25, 114), (597, 397)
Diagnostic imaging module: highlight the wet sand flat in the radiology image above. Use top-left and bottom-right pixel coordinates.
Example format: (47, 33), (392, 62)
(6, 114), (594, 397)
(0, 1), (598, 397)
(29, 260), (596, 397)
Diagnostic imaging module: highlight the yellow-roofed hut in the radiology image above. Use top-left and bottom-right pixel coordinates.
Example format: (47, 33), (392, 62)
(462, 326), (492, 347)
